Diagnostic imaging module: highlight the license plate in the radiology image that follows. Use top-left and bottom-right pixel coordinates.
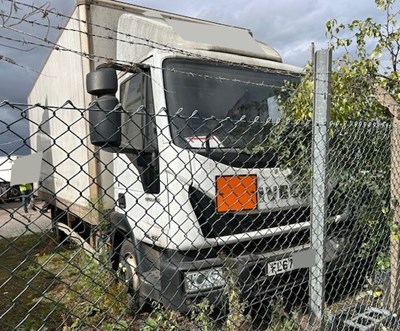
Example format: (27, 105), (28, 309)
(267, 257), (293, 276)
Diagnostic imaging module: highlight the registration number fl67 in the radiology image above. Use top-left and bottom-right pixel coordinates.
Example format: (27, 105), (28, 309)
(267, 257), (293, 276)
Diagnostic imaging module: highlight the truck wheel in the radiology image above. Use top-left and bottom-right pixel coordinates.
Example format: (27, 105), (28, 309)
(118, 238), (141, 312)
(10, 186), (21, 201)
(50, 207), (69, 245)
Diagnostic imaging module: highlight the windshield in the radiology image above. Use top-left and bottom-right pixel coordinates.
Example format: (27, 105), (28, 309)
(163, 59), (299, 150)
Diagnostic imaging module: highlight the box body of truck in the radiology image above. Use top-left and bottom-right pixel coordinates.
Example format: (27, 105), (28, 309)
(28, 0), (347, 312)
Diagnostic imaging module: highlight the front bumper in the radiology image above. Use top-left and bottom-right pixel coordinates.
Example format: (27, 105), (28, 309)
(157, 239), (342, 312)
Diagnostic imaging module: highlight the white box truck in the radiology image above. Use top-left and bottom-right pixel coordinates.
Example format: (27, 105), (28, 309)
(28, 0), (347, 311)
(0, 156), (20, 202)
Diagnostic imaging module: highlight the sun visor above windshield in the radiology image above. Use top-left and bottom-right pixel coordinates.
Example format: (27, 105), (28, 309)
(117, 13), (282, 63)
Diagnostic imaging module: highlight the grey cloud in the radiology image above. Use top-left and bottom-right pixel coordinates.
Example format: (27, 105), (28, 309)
(0, 105), (30, 155)
(0, 0), (71, 154)
(0, 0), (72, 102)
(191, 0), (386, 66)
(126, 0), (320, 66)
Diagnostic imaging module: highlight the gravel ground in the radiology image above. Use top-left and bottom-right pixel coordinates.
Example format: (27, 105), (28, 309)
(0, 199), (52, 238)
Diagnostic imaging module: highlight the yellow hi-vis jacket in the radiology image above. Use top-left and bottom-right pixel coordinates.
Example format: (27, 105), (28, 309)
(19, 183), (32, 193)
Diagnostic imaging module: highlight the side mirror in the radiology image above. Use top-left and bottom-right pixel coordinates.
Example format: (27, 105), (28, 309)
(86, 66), (121, 147)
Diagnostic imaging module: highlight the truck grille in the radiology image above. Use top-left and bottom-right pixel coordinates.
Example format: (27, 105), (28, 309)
(189, 186), (310, 239)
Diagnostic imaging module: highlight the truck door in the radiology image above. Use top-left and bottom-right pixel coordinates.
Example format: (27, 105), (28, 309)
(116, 71), (169, 245)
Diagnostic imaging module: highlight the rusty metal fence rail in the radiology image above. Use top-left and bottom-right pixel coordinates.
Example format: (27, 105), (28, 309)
(0, 98), (395, 331)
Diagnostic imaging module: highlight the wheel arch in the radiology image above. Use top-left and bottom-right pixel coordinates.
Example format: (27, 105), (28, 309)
(109, 211), (141, 271)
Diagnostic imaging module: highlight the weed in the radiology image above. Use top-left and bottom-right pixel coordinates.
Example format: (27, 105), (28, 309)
(192, 299), (216, 331)
(222, 259), (251, 331)
(140, 259), (253, 331)
(0, 233), (134, 330)
(0, 233), (65, 331)
(266, 296), (301, 331)
(52, 249), (129, 327)
(142, 304), (182, 331)
(0, 234), (304, 331)
(87, 196), (111, 236)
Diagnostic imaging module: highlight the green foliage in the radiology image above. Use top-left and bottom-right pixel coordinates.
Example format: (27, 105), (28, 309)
(273, 0), (395, 272)
(87, 195), (112, 236)
(142, 305), (182, 331)
(325, 3), (394, 265)
(141, 260), (251, 331)
(41, 247), (130, 330)
(279, 0), (400, 122)
(0, 234), (65, 331)
(192, 299), (216, 331)
(267, 120), (312, 200)
(222, 259), (251, 331)
(326, 0), (400, 106)
(0, 234), (134, 331)
(266, 297), (300, 331)
(279, 61), (389, 122)
(376, 251), (391, 271)
(268, 122), (392, 268)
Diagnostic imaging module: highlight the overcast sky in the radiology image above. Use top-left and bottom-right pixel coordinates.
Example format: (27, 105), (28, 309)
(0, 0), (388, 155)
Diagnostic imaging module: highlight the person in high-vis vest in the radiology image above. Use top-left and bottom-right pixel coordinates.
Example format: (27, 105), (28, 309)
(19, 183), (36, 213)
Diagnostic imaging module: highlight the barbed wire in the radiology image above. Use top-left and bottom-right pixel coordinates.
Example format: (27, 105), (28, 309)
(1, 30), (396, 107)
(0, 52), (42, 73)
(2, 0), (397, 109)
(0, 3), (397, 331)
(1, 1), (400, 111)
(1, 32), (314, 99)
(0, 139), (26, 147)
(6, 0), (380, 84)
(1, 0), (304, 76)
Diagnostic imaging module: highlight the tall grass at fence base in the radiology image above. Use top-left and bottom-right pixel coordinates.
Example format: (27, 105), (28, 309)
(0, 233), (146, 330)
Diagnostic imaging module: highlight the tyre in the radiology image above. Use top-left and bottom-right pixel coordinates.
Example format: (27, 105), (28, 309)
(50, 207), (69, 245)
(118, 238), (142, 312)
(10, 186), (21, 201)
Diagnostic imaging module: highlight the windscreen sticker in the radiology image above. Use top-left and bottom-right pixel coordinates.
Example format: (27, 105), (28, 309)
(185, 136), (223, 148)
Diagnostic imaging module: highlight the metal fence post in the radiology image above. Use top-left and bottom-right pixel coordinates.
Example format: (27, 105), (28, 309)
(310, 48), (332, 324)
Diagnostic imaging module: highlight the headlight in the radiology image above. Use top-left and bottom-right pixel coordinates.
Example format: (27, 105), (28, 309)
(184, 267), (226, 293)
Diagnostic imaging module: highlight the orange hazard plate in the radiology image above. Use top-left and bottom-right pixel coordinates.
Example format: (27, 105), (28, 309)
(216, 175), (258, 213)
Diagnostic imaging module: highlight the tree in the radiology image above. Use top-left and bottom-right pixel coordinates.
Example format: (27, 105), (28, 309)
(269, 0), (398, 306)
(281, 0), (400, 121)
(328, 0), (400, 99)
(326, 1), (400, 312)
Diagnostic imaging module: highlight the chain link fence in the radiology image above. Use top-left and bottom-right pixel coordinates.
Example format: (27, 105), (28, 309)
(0, 96), (395, 330)
(0, 0), (397, 329)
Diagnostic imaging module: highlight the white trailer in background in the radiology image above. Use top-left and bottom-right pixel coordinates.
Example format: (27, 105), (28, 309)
(28, 0), (347, 312)
(0, 156), (20, 202)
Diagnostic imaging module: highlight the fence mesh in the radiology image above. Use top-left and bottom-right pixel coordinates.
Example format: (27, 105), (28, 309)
(0, 98), (395, 330)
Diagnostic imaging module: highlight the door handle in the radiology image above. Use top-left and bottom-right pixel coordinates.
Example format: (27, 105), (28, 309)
(118, 193), (126, 209)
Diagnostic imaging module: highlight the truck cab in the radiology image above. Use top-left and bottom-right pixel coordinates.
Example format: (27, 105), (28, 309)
(86, 12), (346, 311)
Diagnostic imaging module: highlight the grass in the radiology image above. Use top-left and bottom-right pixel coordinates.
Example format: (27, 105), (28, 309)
(0, 233), (63, 331)
(0, 232), (145, 331)
(2, 232), (380, 331)
(0, 232), (255, 331)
